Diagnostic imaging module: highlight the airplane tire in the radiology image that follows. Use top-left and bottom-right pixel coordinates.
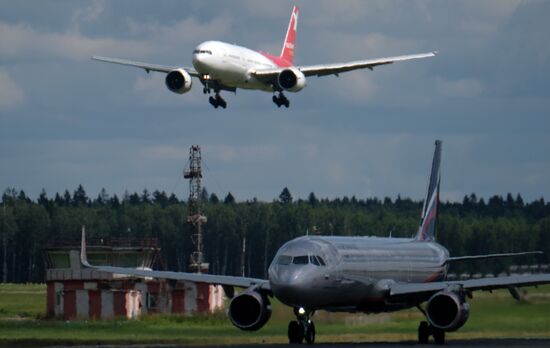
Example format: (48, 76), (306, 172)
(304, 321), (315, 344)
(418, 321), (429, 344)
(209, 96), (217, 108)
(433, 327), (445, 345)
(288, 320), (304, 344)
(284, 100), (290, 108)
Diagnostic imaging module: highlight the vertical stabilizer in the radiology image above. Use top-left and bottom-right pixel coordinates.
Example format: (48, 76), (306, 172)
(280, 6), (298, 65)
(415, 140), (442, 241)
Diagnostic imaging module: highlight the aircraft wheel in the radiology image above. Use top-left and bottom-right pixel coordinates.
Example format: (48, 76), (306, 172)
(284, 99), (290, 108)
(304, 321), (315, 344)
(288, 320), (304, 344)
(418, 321), (429, 344)
(433, 327), (445, 345)
(208, 96), (217, 108)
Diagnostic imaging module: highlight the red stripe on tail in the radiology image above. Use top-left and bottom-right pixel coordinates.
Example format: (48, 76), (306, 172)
(280, 6), (298, 65)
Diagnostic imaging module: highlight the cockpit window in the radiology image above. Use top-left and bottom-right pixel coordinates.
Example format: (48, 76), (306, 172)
(309, 255), (326, 266)
(317, 256), (326, 266)
(292, 256), (309, 265)
(193, 49), (212, 55)
(310, 255), (320, 266)
(276, 255), (292, 265)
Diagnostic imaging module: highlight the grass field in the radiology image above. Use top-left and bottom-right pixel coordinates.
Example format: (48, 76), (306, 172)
(0, 283), (549, 346)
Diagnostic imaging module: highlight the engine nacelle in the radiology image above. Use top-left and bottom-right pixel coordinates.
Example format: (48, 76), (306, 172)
(426, 290), (470, 331)
(277, 67), (306, 92)
(165, 69), (192, 94)
(228, 290), (272, 331)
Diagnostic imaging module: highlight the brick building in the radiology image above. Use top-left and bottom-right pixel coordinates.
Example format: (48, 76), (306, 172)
(43, 238), (224, 320)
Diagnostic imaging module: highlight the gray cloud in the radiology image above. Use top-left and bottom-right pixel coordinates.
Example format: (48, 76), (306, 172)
(1, 0), (549, 202)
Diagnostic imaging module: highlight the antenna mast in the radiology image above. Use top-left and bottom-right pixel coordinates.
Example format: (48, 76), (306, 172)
(184, 145), (208, 273)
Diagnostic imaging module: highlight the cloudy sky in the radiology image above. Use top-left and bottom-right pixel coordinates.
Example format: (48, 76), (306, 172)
(1, 0), (549, 202)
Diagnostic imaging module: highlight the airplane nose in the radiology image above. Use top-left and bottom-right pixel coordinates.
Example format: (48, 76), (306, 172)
(270, 267), (316, 307)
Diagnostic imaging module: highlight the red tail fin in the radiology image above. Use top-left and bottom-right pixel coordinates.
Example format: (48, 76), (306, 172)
(280, 6), (298, 65)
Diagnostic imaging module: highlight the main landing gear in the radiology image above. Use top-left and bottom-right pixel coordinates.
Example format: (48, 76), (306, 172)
(208, 93), (227, 109)
(418, 321), (445, 345)
(288, 307), (315, 344)
(273, 92), (290, 108)
(416, 305), (445, 345)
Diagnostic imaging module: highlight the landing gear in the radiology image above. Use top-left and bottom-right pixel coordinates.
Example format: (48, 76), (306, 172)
(272, 92), (290, 108)
(288, 307), (315, 344)
(433, 327), (446, 345)
(208, 93), (227, 109)
(288, 320), (303, 343)
(418, 321), (430, 344)
(417, 321), (446, 345)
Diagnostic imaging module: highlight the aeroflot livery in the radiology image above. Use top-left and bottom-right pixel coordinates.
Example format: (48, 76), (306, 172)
(81, 140), (550, 345)
(92, 6), (436, 108)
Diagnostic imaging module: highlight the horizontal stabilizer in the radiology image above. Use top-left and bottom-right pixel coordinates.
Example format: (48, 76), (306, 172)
(445, 251), (543, 264)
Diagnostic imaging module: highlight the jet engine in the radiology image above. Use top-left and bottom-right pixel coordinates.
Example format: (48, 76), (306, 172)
(228, 290), (272, 331)
(277, 67), (306, 92)
(426, 290), (470, 331)
(165, 69), (192, 94)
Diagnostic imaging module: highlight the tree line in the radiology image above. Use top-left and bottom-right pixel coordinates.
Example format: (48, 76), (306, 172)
(1, 186), (549, 283)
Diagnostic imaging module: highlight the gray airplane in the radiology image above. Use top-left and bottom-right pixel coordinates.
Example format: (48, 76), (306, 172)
(81, 140), (550, 345)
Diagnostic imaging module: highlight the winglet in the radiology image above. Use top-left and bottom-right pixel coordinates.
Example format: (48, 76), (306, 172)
(80, 225), (91, 268)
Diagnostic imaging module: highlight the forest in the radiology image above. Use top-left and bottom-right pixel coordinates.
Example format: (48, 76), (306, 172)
(1, 185), (549, 283)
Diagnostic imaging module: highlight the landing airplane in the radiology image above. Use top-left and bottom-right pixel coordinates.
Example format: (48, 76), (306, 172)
(92, 6), (436, 109)
(81, 140), (550, 345)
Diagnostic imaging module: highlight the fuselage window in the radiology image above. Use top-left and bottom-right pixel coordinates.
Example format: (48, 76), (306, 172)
(277, 255), (292, 265)
(293, 256), (309, 265)
(193, 50), (212, 55)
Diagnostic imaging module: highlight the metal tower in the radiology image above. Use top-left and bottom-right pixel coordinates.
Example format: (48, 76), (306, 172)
(184, 145), (208, 273)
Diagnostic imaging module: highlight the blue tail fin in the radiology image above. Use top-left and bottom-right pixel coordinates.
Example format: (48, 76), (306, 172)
(415, 140), (442, 242)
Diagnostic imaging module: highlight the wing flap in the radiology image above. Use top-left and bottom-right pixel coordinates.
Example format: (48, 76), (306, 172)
(92, 56), (200, 77)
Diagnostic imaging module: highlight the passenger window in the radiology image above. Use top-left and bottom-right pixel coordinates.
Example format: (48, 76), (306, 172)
(293, 256), (309, 265)
(310, 255), (320, 266)
(277, 255), (292, 265)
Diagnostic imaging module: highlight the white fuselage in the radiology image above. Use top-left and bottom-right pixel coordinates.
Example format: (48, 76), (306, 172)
(192, 41), (280, 92)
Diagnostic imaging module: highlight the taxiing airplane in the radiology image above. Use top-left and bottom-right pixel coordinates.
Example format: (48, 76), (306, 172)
(92, 6), (437, 108)
(81, 140), (550, 345)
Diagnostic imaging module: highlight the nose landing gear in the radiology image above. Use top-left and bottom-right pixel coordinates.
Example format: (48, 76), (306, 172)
(273, 92), (290, 108)
(288, 307), (315, 344)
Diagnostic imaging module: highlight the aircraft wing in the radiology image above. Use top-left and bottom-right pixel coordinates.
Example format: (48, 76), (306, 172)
(299, 51), (437, 77)
(251, 51), (437, 79)
(389, 274), (550, 298)
(92, 56), (200, 77)
(445, 251), (543, 264)
(80, 231), (270, 291)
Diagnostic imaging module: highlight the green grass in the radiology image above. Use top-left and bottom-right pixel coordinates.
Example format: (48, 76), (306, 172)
(0, 283), (549, 346)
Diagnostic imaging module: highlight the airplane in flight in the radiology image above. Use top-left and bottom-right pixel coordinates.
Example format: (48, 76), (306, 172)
(81, 140), (550, 345)
(92, 6), (437, 109)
